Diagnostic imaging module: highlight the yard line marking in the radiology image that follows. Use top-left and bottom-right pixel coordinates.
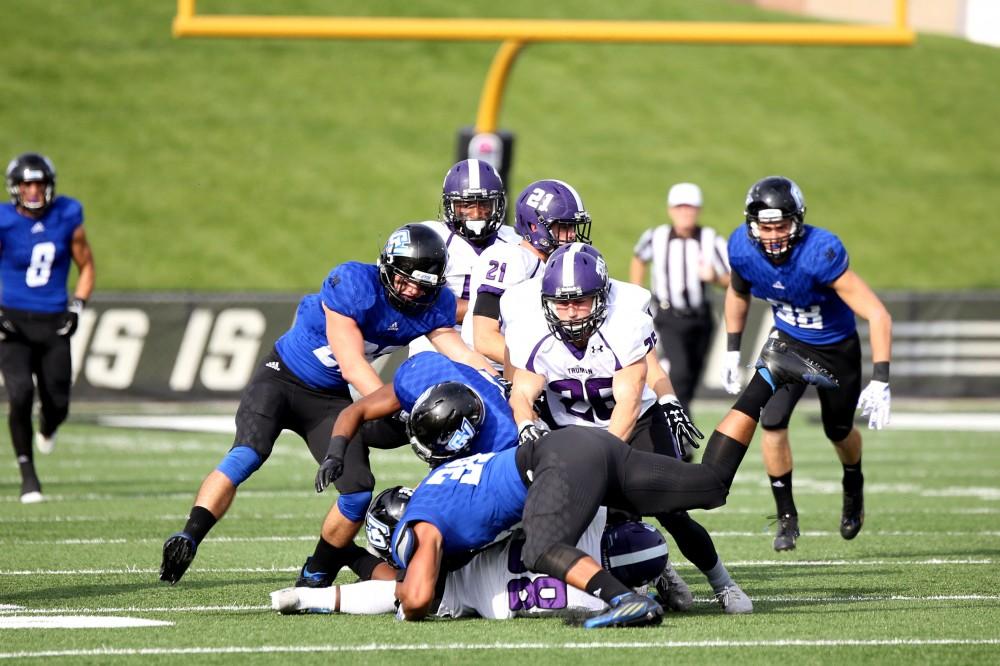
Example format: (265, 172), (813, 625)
(3, 595), (998, 616)
(2, 639), (1000, 658)
(6, 530), (1000, 547)
(1, 558), (993, 577)
(0, 616), (172, 629)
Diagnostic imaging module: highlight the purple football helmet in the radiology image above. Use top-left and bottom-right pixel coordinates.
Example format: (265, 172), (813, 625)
(514, 179), (592, 255)
(540, 242), (609, 344)
(601, 520), (669, 588)
(441, 159), (507, 244)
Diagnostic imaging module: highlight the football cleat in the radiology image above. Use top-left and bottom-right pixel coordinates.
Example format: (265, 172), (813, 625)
(840, 485), (865, 540)
(36, 431), (56, 455)
(270, 587), (303, 614)
(755, 339), (838, 390)
(653, 562), (693, 612)
(160, 532), (197, 584)
(295, 556), (333, 588)
(582, 592), (663, 629)
(19, 490), (43, 504)
(714, 584), (754, 614)
(772, 513), (800, 552)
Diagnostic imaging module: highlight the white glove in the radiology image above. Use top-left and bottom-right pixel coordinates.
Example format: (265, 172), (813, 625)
(857, 380), (891, 430)
(721, 351), (743, 395)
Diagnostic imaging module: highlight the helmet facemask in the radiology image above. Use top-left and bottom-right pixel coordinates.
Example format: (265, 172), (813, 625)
(5, 154), (56, 214)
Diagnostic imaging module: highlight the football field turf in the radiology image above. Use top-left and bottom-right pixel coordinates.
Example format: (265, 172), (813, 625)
(2, 405), (998, 664)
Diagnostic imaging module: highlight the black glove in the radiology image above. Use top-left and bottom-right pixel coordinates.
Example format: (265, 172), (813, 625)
(518, 422), (546, 446)
(315, 435), (350, 493)
(0, 309), (18, 340)
(659, 396), (704, 454)
(56, 298), (85, 337)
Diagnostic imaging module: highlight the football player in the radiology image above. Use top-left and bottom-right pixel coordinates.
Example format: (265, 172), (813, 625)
(299, 351), (517, 585)
(503, 243), (751, 614)
(408, 159), (521, 356)
(722, 176), (892, 551)
(463, 179), (591, 368)
(272, 501), (671, 621)
(1, 153), (96, 504)
(384, 338), (836, 628)
(159, 224), (493, 585)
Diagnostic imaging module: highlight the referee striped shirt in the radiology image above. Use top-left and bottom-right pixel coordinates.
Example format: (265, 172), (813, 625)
(633, 225), (730, 311)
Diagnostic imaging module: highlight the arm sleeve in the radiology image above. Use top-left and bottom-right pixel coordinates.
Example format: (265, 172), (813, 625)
(473, 291), (501, 320)
(730, 267), (752, 295)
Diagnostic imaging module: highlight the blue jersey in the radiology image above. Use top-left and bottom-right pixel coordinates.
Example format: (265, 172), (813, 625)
(728, 224), (855, 345)
(392, 449), (528, 565)
(394, 352), (517, 456)
(275, 262), (456, 390)
(0, 197), (83, 312)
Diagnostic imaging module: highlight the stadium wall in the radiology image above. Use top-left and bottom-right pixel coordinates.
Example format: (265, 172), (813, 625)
(0, 291), (995, 401)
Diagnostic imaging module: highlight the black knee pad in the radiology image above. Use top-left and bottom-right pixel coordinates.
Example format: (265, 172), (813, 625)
(824, 422), (853, 443)
(524, 541), (588, 580)
(760, 408), (793, 431)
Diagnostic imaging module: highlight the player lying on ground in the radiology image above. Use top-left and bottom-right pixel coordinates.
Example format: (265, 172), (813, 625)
(272, 501), (672, 621)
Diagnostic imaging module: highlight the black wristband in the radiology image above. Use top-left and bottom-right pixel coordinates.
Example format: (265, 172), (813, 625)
(326, 435), (350, 459)
(872, 361), (890, 383)
(727, 332), (743, 352)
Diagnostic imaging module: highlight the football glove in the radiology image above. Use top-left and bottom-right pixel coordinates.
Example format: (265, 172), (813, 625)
(314, 436), (349, 493)
(56, 298), (86, 337)
(517, 421), (549, 446)
(857, 380), (891, 430)
(658, 395), (703, 454)
(721, 350), (743, 395)
(0, 309), (19, 340)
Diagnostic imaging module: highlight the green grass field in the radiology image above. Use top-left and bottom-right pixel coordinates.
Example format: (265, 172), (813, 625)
(3, 0), (999, 291)
(2, 405), (998, 664)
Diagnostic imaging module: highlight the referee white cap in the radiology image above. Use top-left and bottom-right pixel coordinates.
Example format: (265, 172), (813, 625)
(667, 182), (703, 208)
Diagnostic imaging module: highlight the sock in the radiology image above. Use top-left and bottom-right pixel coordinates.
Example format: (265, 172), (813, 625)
(585, 569), (631, 604)
(338, 580), (398, 614)
(345, 544), (384, 581)
(699, 431), (749, 488)
(704, 558), (736, 593)
(291, 586), (337, 612)
(183, 506), (218, 544)
(731, 372), (775, 420)
(768, 471), (797, 517)
(842, 457), (863, 493)
(308, 537), (348, 576)
(18, 455), (40, 494)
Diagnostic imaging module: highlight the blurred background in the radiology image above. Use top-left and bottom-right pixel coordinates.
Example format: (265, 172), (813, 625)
(2, 0), (998, 403)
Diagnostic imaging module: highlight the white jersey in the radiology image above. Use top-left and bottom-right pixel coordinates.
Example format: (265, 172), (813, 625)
(436, 508), (608, 619)
(410, 220), (521, 355)
(460, 240), (545, 361)
(505, 279), (657, 428)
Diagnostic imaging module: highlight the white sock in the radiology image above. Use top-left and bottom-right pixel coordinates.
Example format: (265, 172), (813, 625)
(293, 586), (337, 612)
(338, 580), (398, 615)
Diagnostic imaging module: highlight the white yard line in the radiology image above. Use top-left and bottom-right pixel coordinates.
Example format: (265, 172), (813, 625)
(2, 639), (1000, 659)
(0, 558), (993, 577)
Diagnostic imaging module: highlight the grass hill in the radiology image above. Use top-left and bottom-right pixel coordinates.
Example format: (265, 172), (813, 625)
(3, 0), (998, 291)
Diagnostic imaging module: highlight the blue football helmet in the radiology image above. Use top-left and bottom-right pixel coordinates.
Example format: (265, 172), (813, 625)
(744, 175), (806, 264)
(514, 179), (591, 256)
(540, 242), (609, 344)
(5, 153), (56, 213)
(601, 520), (669, 588)
(441, 159), (507, 244)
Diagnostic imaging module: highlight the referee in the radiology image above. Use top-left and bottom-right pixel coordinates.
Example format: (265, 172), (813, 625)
(630, 182), (729, 425)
